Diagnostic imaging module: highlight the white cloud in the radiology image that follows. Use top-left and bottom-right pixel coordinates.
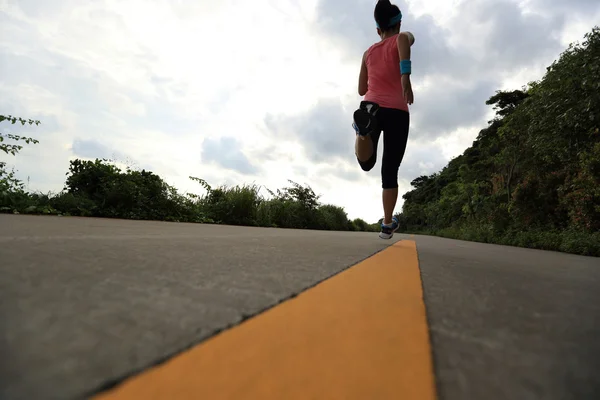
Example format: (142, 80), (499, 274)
(1, 0), (599, 223)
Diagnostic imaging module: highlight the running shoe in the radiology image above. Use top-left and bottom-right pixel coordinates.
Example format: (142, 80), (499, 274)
(352, 101), (380, 137)
(379, 216), (399, 239)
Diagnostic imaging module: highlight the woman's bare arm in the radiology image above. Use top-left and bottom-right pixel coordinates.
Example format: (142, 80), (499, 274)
(397, 32), (414, 104)
(358, 50), (368, 96)
(396, 32), (411, 63)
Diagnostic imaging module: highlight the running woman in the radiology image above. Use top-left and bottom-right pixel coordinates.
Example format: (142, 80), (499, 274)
(352, 0), (414, 239)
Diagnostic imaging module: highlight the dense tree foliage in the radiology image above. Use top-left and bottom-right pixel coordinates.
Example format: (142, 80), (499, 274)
(397, 27), (600, 255)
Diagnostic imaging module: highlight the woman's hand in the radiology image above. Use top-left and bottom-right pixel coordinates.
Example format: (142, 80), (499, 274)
(402, 74), (414, 105)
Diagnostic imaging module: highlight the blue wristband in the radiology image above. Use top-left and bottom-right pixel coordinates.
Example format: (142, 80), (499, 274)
(400, 60), (411, 75)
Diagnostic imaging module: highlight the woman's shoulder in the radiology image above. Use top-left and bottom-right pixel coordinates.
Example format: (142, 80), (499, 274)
(366, 35), (398, 57)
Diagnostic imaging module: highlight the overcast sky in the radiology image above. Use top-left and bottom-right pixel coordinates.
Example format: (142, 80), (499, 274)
(1, 0), (598, 223)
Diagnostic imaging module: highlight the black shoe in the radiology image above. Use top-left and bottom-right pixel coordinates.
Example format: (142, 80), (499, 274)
(352, 101), (380, 137)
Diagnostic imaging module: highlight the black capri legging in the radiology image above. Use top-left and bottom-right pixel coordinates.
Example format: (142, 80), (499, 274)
(357, 105), (410, 189)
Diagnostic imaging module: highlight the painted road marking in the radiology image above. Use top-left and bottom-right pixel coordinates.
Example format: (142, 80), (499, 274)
(93, 240), (436, 400)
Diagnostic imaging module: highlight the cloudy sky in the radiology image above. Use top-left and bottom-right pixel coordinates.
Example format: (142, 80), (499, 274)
(1, 0), (598, 223)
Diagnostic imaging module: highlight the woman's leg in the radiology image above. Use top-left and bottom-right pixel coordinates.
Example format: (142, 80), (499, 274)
(355, 133), (373, 162)
(355, 130), (381, 171)
(380, 109), (410, 231)
(382, 188), (399, 225)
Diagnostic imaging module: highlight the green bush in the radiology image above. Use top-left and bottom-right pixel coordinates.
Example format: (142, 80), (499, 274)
(62, 159), (197, 222)
(558, 230), (600, 257)
(200, 183), (261, 226)
(255, 199), (280, 228)
(261, 198), (310, 229)
(352, 218), (366, 231)
(316, 204), (350, 231)
(36, 192), (97, 217)
(424, 224), (600, 257)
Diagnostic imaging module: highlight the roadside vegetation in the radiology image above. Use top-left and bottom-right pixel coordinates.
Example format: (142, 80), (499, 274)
(1, 27), (598, 256)
(0, 119), (378, 232)
(397, 27), (600, 256)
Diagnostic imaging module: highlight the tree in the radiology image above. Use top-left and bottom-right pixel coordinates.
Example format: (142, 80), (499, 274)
(397, 26), (600, 245)
(0, 115), (40, 156)
(486, 89), (529, 118)
(0, 114), (41, 194)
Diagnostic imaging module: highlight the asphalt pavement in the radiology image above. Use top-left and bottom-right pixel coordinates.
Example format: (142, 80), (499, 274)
(0, 215), (400, 400)
(416, 235), (600, 399)
(1, 215), (599, 400)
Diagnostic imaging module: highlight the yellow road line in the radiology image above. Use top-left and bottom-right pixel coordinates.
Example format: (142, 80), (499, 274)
(93, 240), (436, 400)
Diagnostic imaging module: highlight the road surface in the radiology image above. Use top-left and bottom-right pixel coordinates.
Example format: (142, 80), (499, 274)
(1, 214), (599, 400)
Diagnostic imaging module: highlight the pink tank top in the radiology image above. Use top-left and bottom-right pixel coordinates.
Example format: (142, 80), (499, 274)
(363, 34), (409, 112)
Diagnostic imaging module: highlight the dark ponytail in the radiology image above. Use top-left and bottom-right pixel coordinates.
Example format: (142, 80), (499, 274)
(374, 0), (402, 32)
